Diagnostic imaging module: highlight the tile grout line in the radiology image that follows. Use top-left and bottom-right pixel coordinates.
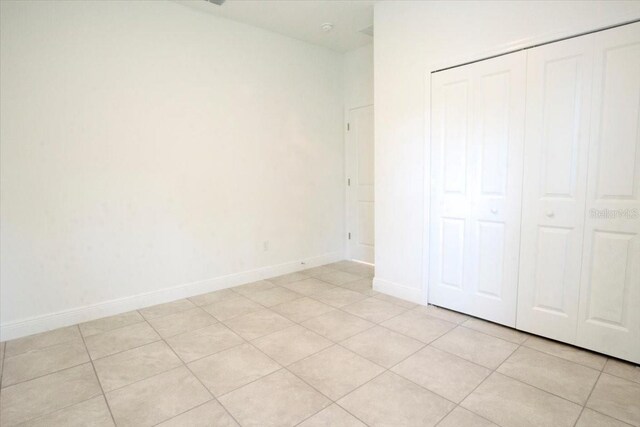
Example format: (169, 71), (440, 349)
(78, 324), (118, 427)
(572, 369), (603, 427)
(144, 314), (245, 427)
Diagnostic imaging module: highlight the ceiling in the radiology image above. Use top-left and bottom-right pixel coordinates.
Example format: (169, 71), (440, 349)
(178, 0), (375, 53)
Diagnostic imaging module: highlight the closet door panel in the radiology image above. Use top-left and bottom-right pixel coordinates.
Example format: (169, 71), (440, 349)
(517, 36), (593, 342)
(430, 67), (473, 311)
(430, 52), (526, 326)
(577, 22), (640, 363)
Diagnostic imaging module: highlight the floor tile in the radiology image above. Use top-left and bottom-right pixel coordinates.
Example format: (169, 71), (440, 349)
(437, 407), (498, 427)
(188, 289), (237, 307)
(317, 270), (362, 286)
(462, 318), (528, 344)
(252, 325), (332, 366)
(165, 323), (244, 363)
(461, 372), (582, 427)
(84, 322), (160, 360)
(497, 346), (600, 404)
(232, 280), (277, 297)
(341, 263), (375, 278)
(340, 278), (378, 295)
(0, 341), (4, 378)
(106, 366), (210, 426)
(266, 272), (309, 285)
(188, 343), (280, 396)
(311, 287), (367, 308)
(0, 364), (102, 426)
(93, 341), (182, 391)
(523, 335), (607, 370)
(392, 346), (490, 403)
(5, 326), (81, 358)
(380, 309), (455, 343)
(20, 396), (113, 427)
(219, 369), (330, 427)
(587, 373), (640, 426)
(298, 404), (366, 427)
(373, 293), (418, 309)
(80, 311), (144, 337)
(301, 310), (374, 342)
(342, 297), (406, 323)
(280, 278), (335, 296)
(246, 287), (302, 307)
(139, 299), (196, 320)
(156, 400), (239, 427)
(604, 358), (640, 384)
(271, 297), (334, 323)
(223, 309), (294, 340)
(337, 371), (454, 427)
(432, 326), (518, 369)
(576, 408), (633, 427)
(327, 260), (362, 271)
(201, 294), (263, 321)
(301, 266), (337, 278)
(419, 305), (470, 324)
(288, 345), (385, 400)
(2, 339), (89, 387)
(147, 307), (217, 338)
(340, 326), (424, 368)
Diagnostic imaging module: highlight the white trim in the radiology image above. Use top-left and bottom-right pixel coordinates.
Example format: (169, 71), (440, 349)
(420, 16), (639, 309)
(0, 251), (343, 341)
(373, 277), (423, 305)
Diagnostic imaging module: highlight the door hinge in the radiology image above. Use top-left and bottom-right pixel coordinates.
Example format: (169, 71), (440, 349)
(347, 123), (350, 131)
(347, 178), (351, 186)
(348, 232), (351, 240)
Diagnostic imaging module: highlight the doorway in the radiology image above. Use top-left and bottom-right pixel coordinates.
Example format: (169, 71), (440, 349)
(346, 105), (374, 264)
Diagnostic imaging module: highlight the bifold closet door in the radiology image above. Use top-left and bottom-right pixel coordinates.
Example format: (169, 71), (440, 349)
(516, 35), (594, 342)
(576, 22), (640, 363)
(429, 51), (526, 326)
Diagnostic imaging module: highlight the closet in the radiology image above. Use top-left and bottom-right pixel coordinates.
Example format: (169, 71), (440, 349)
(429, 21), (640, 363)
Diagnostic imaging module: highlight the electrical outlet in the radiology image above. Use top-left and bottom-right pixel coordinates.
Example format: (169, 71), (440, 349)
(263, 241), (269, 251)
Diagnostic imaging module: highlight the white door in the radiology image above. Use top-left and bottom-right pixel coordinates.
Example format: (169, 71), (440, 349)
(576, 22), (640, 363)
(516, 35), (594, 342)
(429, 52), (526, 326)
(347, 105), (374, 264)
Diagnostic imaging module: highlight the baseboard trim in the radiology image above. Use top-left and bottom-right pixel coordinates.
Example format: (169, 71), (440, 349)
(373, 277), (425, 305)
(0, 251), (343, 341)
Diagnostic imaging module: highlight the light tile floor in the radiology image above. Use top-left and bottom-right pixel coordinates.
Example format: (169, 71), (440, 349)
(1, 261), (639, 426)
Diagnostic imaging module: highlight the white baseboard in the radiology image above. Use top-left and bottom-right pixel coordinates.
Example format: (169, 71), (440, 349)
(0, 251), (343, 341)
(373, 277), (425, 305)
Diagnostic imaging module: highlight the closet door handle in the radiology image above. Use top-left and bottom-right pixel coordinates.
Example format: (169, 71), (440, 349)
(490, 208), (498, 214)
(546, 210), (555, 218)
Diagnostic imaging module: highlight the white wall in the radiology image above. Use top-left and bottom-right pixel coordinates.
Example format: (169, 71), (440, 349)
(344, 44), (374, 110)
(0, 0), (345, 339)
(373, 1), (640, 302)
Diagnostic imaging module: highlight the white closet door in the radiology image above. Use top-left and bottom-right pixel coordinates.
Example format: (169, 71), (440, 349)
(429, 52), (526, 326)
(516, 36), (594, 342)
(577, 22), (640, 363)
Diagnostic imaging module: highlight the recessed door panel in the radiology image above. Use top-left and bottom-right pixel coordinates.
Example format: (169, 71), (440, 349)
(443, 81), (470, 194)
(476, 221), (505, 299)
(533, 226), (572, 315)
(430, 51), (526, 326)
(577, 22), (640, 363)
(517, 35), (594, 342)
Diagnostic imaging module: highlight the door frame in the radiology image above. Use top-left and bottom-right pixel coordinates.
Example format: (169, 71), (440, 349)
(345, 104), (375, 265)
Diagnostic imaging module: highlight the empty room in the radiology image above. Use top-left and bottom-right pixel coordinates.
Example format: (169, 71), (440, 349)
(1, 0), (639, 426)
